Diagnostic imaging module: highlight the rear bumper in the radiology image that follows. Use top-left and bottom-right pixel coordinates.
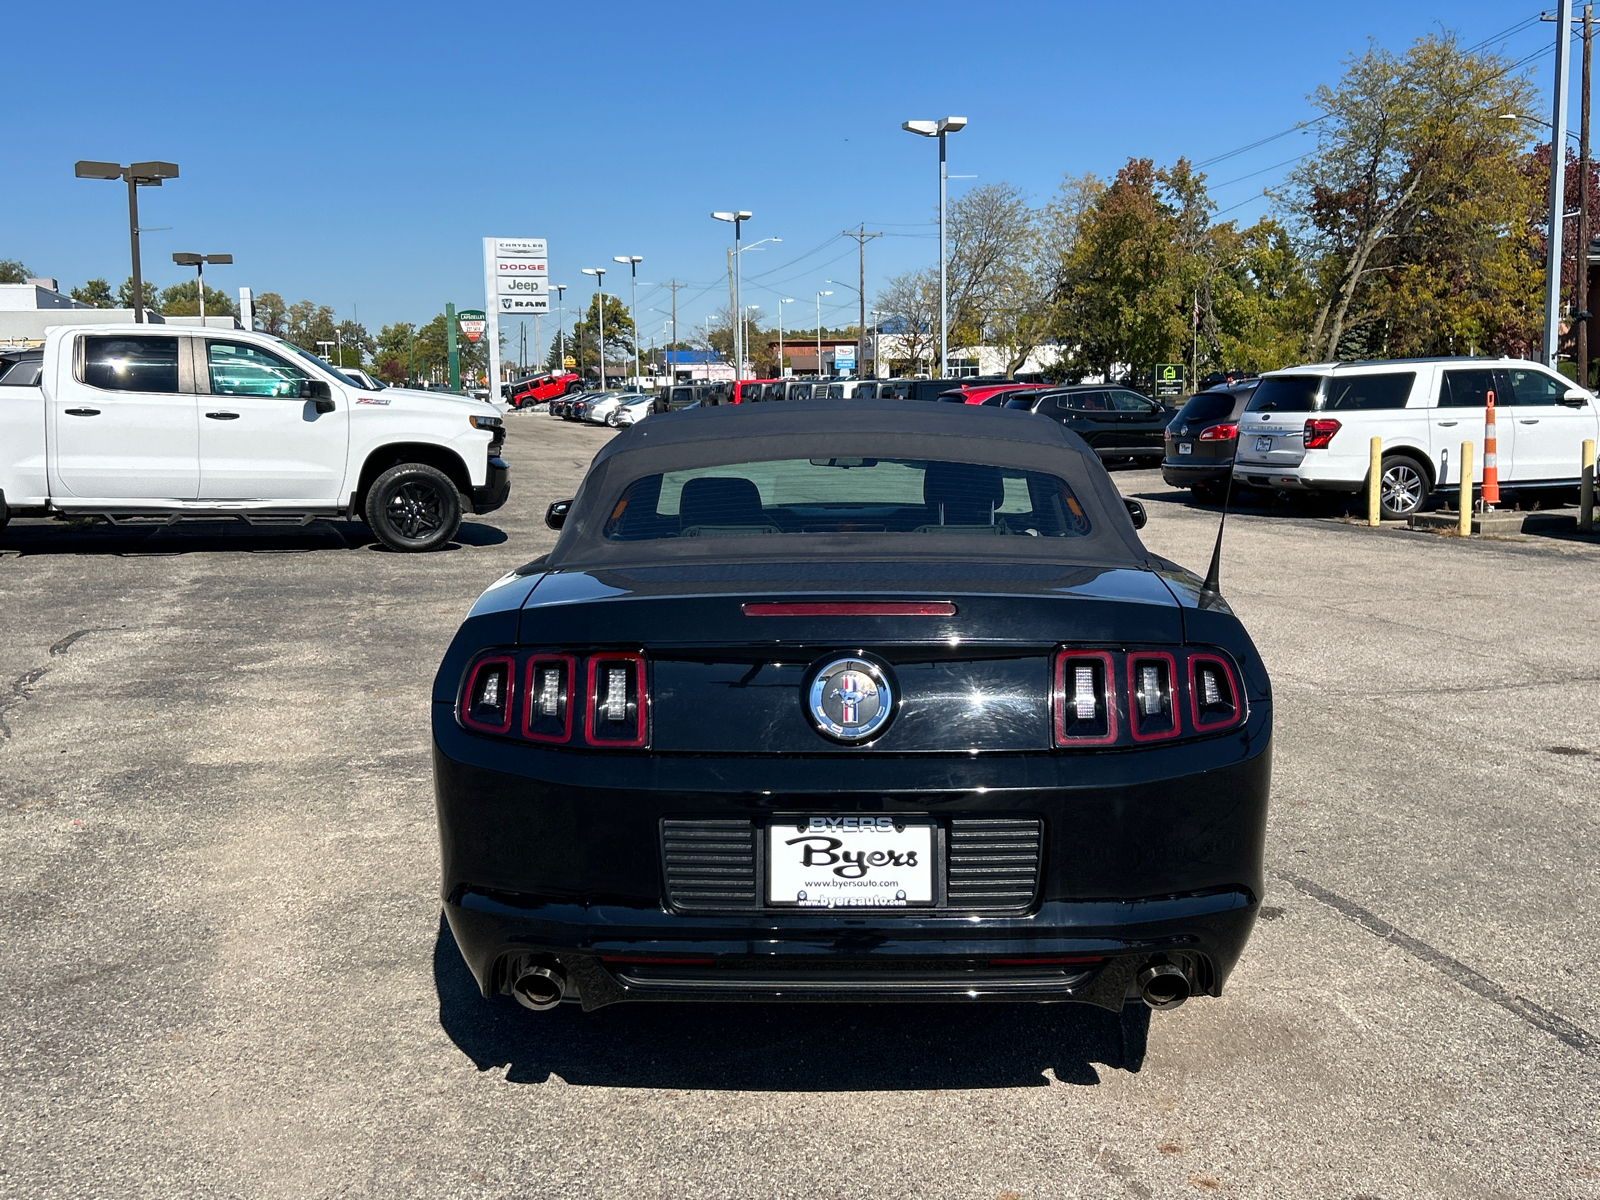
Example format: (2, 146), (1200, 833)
(1161, 459), (1233, 487)
(469, 457), (510, 514)
(444, 886), (1258, 1010)
(432, 704), (1272, 1010)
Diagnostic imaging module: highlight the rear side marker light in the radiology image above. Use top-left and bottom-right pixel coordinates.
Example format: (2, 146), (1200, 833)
(1303, 418), (1341, 449)
(1052, 650), (1116, 745)
(1189, 654), (1243, 732)
(1197, 422), (1238, 441)
(741, 601), (957, 617)
(1127, 652), (1179, 741)
(523, 654), (576, 743)
(585, 652), (647, 747)
(460, 655), (514, 734)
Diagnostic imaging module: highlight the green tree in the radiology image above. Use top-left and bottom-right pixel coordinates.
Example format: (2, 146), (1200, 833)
(70, 278), (115, 308)
(569, 293), (635, 382)
(333, 319), (375, 369)
(1285, 33), (1541, 360)
(117, 276), (159, 312)
(254, 292), (288, 336)
(0, 259), (31, 283)
(373, 322), (414, 384)
(158, 280), (237, 317)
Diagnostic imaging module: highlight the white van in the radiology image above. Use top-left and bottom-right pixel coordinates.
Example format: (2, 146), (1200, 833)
(1232, 357), (1598, 519)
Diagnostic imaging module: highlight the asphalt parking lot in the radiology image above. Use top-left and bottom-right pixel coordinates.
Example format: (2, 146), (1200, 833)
(3, 410), (1598, 1200)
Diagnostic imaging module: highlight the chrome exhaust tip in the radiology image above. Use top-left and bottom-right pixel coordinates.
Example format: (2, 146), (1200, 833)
(1137, 962), (1191, 1010)
(511, 963), (566, 1011)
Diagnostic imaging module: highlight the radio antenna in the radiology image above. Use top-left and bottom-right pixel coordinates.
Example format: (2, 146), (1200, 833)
(1196, 471), (1233, 611)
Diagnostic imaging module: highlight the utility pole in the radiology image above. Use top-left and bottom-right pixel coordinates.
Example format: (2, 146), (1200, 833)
(842, 225), (882, 379)
(1546, 0), (1576, 368)
(662, 279), (686, 381)
(1581, 4), (1594, 387)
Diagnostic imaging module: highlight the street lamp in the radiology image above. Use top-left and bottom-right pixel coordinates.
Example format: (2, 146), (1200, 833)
(171, 252), (231, 325)
(581, 267), (606, 387)
(711, 210), (753, 375)
(900, 116), (967, 377)
(612, 255), (643, 385)
(816, 290), (833, 379)
(553, 284), (567, 373)
(777, 297), (797, 377)
(74, 159), (180, 324)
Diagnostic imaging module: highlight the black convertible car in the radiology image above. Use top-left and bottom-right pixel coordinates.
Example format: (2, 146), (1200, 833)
(433, 399), (1272, 1016)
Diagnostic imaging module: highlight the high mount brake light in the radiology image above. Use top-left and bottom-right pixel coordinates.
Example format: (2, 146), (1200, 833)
(741, 601), (958, 617)
(1303, 418), (1341, 449)
(1197, 422), (1238, 441)
(1051, 647), (1245, 748)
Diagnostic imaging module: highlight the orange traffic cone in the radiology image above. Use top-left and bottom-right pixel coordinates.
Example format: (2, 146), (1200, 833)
(1482, 389), (1500, 509)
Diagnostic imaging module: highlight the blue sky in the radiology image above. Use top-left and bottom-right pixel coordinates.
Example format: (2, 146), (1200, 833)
(3, 1), (1577, 352)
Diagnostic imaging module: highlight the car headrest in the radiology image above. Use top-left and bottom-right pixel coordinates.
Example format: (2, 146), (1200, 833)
(679, 476), (766, 526)
(922, 461), (1005, 512)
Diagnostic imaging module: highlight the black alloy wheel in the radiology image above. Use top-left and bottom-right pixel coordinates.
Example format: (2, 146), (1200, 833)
(364, 462), (462, 552)
(1378, 454), (1429, 520)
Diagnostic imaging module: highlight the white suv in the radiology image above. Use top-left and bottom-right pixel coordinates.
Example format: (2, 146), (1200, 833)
(1232, 358), (1599, 519)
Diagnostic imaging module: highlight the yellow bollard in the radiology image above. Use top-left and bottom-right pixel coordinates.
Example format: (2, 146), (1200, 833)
(1368, 436), (1382, 526)
(1582, 439), (1595, 534)
(1458, 441), (1473, 537)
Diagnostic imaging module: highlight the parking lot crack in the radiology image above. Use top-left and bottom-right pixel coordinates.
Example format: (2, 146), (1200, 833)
(0, 628), (113, 744)
(1277, 870), (1600, 1059)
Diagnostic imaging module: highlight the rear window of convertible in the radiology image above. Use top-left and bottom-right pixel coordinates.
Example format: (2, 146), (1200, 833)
(602, 457), (1093, 540)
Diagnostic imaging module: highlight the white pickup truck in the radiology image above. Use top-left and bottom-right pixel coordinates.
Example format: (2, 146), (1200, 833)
(0, 325), (509, 551)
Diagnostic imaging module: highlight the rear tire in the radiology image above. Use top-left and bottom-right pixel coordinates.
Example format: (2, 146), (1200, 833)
(364, 462), (462, 552)
(606, 411), (622, 427)
(1377, 454), (1429, 520)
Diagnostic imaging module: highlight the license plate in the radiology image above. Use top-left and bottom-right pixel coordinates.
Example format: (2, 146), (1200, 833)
(767, 817), (934, 907)
(1254, 436), (1274, 452)
(1177, 442), (1192, 455)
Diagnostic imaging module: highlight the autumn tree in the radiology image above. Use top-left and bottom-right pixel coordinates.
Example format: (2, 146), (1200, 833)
(875, 268), (939, 375)
(1285, 33), (1541, 360)
(253, 292), (289, 336)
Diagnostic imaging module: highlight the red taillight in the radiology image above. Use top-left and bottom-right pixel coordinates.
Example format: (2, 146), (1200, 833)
(1127, 652), (1180, 742)
(1188, 654), (1241, 732)
(584, 653), (647, 747)
(1303, 418), (1341, 449)
(1052, 650), (1117, 746)
(742, 601), (957, 617)
(1197, 422), (1238, 442)
(1050, 647), (1246, 748)
(460, 655), (514, 734)
(523, 654), (576, 743)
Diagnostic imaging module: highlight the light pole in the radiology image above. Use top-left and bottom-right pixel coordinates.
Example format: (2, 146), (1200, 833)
(1545, 0), (1576, 367)
(171, 252), (231, 326)
(777, 297), (796, 377)
(816, 290), (833, 378)
(554, 284), (567, 373)
(612, 255), (643, 385)
(74, 159), (180, 324)
(900, 116), (967, 378)
(744, 305), (761, 375)
(712, 211), (753, 375)
(581, 267), (607, 388)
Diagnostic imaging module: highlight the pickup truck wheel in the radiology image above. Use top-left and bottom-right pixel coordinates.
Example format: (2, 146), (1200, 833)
(364, 463), (462, 552)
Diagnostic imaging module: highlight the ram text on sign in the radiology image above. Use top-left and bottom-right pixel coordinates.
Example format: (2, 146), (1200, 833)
(493, 238), (547, 258)
(500, 295), (550, 313)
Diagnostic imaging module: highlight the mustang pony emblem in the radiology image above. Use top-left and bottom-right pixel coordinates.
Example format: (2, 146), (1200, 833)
(807, 657), (894, 743)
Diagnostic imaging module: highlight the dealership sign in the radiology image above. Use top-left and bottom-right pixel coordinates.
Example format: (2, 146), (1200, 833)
(483, 237), (549, 388)
(457, 309), (486, 343)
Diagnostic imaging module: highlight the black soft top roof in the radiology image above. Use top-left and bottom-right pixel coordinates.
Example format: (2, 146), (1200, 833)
(548, 399), (1151, 569)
